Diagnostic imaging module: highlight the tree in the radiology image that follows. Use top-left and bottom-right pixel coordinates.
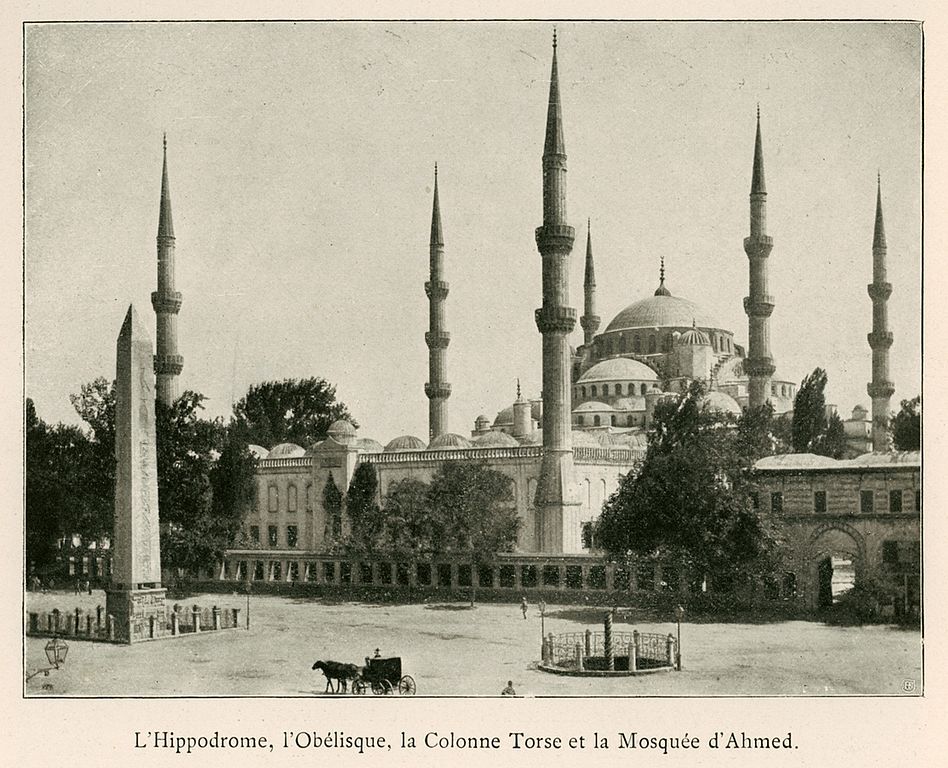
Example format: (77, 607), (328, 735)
(209, 427), (258, 553)
(890, 395), (921, 451)
(382, 478), (432, 556)
(597, 381), (777, 588)
(232, 378), (355, 449)
(790, 367), (845, 458)
(322, 475), (344, 545)
(345, 463), (385, 554)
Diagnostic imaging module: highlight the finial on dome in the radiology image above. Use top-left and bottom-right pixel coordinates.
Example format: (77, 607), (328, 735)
(434, 161), (438, 179)
(654, 255), (671, 297)
(163, 131), (167, 150)
(553, 28), (557, 49)
(517, 378), (521, 399)
(692, 318), (697, 329)
(756, 102), (760, 121)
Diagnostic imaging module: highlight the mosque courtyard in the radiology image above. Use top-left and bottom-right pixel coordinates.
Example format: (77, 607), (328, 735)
(24, 590), (920, 697)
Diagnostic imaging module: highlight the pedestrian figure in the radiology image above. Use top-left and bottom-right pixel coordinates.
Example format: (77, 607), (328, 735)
(85, 579), (92, 595)
(520, 597), (528, 619)
(373, 648), (381, 659)
(74, 579), (81, 595)
(501, 680), (517, 696)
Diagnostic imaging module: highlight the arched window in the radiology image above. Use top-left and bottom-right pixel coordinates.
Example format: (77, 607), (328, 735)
(602, 384), (609, 396)
(641, 383), (647, 395)
(268, 485), (278, 513)
(648, 336), (656, 354)
(593, 415), (601, 427)
(627, 414), (635, 426)
(611, 415), (617, 426)
(581, 386), (586, 398)
(577, 415), (584, 426)
(305, 483), (314, 512)
(633, 336), (641, 353)
(591, 385), (597, 397)
(287, 484), (298, 513)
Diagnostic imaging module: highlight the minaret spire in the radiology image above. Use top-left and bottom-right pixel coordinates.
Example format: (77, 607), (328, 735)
(868, 175), (894, 451)
(580, 218), (600, 346)
(151, 135), (183, 407)
(654, 255), (671, 296)
(743, 110), (776, 408)
(425, 163), (451, 439)
(534, 31), (579, 553)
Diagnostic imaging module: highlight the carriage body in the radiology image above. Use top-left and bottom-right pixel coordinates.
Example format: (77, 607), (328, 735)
(352, 656), (416, 695)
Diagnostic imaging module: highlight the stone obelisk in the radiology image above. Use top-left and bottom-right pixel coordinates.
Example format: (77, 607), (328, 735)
(106, 305), (167, 642)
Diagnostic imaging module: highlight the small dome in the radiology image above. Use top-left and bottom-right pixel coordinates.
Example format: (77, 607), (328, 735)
(472, 431), (520, 448)
(578, 357), (659, 384)
(493, 405), (514, 427)
(384, 435), (427, 452)
(574, 401), (614, 414)
(248, 444), (269, 459)
(678, 326), (711, 346)
(355, 438), (383, 453)
(428, 432), (473, 450)
(268, 442), (305, 458)
(851, 404), (869, 420)
(700, 390), (742, 416)
(304, 440), (325, 455)
(327, 419), (357, 443)
(475, 414), (491, 426)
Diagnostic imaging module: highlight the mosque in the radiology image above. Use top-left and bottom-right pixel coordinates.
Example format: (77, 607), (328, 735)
(139, 35), (916, 610)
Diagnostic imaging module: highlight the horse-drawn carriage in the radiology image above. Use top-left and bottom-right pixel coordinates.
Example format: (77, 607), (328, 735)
(352, 655), (416, 695)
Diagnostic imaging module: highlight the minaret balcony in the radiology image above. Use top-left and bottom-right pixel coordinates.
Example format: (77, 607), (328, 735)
(742, 296), (775, 317)
(580, 314), (601, 332)
(154, 354), (184, 376)
(151, 290), (183, 314)
(424, 280), (450, 300)
(867, 380), (895, 399)
(535, 306), (577, 334)
(743, 235), (773, 256)
(535, 224), (575, 250)
(425, 331), (451, 349)
(425, 382), (452, 399)
(867, 330), (894, 349)
(867, 282), (893, 300)
(743, 357), (776, 378)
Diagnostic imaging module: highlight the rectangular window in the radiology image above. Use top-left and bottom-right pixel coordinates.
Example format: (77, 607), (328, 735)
(286, 525), (298, 548)
(416, 562), (431, 586)
(499, 565), (516, 589)
(889, 490), (903, 513)
(613, 565), (631, 591)
(588, 565), (606, 590)
(305, 483), (314, 512)
(287, 484), (298, 513)
(813, 490), (827, 514)
(268, 486), (278, 513)
(565, 565), (583, 590)
(272, 561), (282, 581)
(288, 561), (299, 581)
(437, 563), (452, 587)
(253, 561), (264, 580)
(378, 563), (392, 585)
(267, 525), (278, 547)
(360, 562), (373, 584)
(396, 563), (410, 586)
(477, 564), (494, 588)
(249, 525), (260, 544)
(521, 564), (538, 588)
(323, 561), (336, 583)
(581, 521), (595, 549)
(542, 565), (561, 587)
(770, 491), (783, 513)
(860, 490), (874, 514)
(457, 564), (472, 587)
(339, 561), (351, 585)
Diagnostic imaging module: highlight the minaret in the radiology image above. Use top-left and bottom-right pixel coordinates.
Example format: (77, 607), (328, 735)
(867, 174), (894, 452)
(534, 31), (579, 553)
(580, 219), (600, 346)
(424, 163), (451, 439)
(743, 108), (776, 408)
(151, 134), (183, 407)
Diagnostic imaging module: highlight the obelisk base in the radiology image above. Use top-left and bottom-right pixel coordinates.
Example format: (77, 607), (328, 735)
(106, 587), (168, 643)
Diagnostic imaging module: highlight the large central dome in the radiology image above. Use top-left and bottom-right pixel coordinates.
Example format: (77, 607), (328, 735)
(605, 293), (717, 333)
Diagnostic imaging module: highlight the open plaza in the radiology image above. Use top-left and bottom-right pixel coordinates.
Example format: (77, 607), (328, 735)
(24, 590), (921, 697)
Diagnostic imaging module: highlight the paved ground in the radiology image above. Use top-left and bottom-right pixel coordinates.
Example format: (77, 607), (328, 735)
(23, 590), (922, 697)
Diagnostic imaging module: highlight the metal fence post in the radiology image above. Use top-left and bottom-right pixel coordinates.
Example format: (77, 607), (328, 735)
(584, 629), (592, 658)
(575, 643), (584, 671)
(192, 605), (201, 633)
(212, 606), (221, 631)
(666, 633), (675, 667)
(604, 613), (614, 670)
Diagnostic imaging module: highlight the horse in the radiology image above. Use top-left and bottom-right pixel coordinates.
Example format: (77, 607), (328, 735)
(311, 660), (359, 693)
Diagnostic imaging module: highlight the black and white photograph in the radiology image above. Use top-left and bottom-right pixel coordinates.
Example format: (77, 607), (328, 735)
(15, 10), (934, 758)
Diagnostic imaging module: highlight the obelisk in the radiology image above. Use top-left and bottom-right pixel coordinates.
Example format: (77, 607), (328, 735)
(106, 305), (167, 642)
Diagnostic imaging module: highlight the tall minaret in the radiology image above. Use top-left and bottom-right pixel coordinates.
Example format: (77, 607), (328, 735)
(867, 174), (894, 452)
(424, 163), (451, 439)
(580, 218), (600, 347)
(151, 134), (183, 407)
(534, 31), (579, 553)
(743, 108), (776, 408)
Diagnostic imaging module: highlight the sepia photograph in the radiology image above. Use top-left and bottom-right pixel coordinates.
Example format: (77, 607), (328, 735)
(22, 19), (921, 702)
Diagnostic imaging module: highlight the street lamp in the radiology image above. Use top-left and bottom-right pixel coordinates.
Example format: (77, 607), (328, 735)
(539, 599), (546, 642)
(674, 604), (685, 671)
(26, 636), (69, 681)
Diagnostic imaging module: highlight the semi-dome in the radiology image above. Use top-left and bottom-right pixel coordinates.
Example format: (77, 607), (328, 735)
(573, 401), (614, 413)
(578, 357), (659, 383)
(604, 294), (717, 333)
(327, 419), (357, 443)
(268, 442), (305, 458)
(612, 396), (646, 411)
(471, 431), (520, 448)
(248, 444), (269, 459)
(428, 432), (472, 450)
(678, 326), (711, 346)
(700, 390), (742, 416)
(384, 434), (427, 452)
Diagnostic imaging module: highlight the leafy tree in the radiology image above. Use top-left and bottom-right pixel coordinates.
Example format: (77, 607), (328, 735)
(155, 392), (226, 572)
(890, 395), (921, 451)
(209, 427), (258, 553)
(597, 381), (777, 588)
(382, 478), (432, 556)
(791, 368), (845, 458)
(345, 463), (384, 554)
(232, 378), (355, 449)
(322, 474), (344, 545)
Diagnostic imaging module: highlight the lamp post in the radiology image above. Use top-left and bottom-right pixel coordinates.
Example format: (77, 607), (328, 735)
(675, 604), (685, 671)
(245, 579), (251, 630)
(539, 599), (546, 642)
(26, 636), (69, 681)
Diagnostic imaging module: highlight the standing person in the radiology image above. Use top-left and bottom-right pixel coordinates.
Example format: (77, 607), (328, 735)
(520, 597), (528, 619)
(501, 680), (517, 696)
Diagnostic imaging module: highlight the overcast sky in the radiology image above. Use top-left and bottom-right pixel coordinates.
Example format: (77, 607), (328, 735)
(24, 21), (921, 445)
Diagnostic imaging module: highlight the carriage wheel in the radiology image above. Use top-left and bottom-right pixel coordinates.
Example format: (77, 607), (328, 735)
(382, 680), (394, 695)
(351, 679), (366, 695)
(371, 681), (385, 695)
(398, 676), (416, 696)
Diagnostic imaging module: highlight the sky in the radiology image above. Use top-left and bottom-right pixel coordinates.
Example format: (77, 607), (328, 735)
(24, 21), (922, 445)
